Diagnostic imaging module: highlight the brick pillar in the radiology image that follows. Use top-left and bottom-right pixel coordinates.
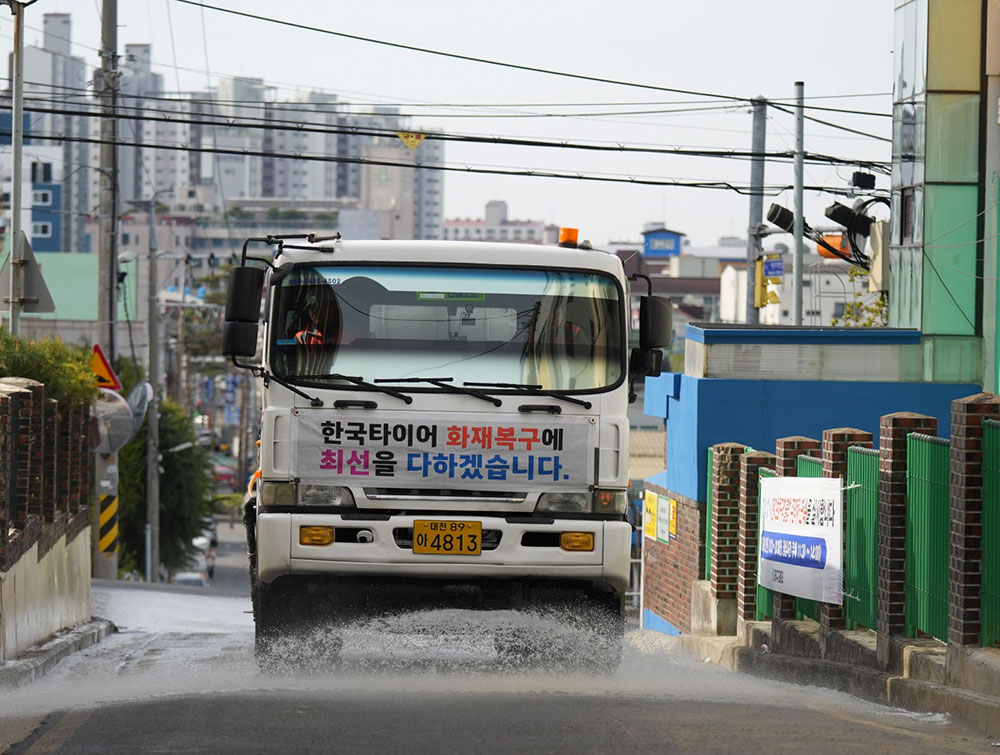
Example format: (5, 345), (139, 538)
(711, 443), (744, 600)
(0, 386), (33, 531)
(71, 405), (92, 514)
(819, 428), (873, 631)
(738, 451), (775, 621)
(948, 394), (1000, 647)
(877, 411), (938, 668)
(42, 398), (59, 522)
(772, 436), (821, 619)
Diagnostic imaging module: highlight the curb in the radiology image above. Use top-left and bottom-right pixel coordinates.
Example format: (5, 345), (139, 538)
(670, 635), (1000, 739)
(0, 619), (116, 690)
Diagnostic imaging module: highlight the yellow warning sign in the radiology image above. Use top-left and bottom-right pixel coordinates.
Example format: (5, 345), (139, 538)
(643, 490), (657, 540)
(91, 344), (122, 391)
(397, 131), (427, 151)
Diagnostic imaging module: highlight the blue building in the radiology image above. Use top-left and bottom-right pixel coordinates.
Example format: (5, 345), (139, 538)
(641, 225), (685, 259)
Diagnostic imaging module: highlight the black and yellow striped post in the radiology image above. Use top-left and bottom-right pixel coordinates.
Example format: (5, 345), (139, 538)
(98, 493), (118, 556)
(92, 452), (119, 579)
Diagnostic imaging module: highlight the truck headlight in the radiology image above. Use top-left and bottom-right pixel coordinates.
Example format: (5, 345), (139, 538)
(299, 484), (355, 508)
(593, 489), (627, 515)
(259, 481), (295, 506)
(536, 492), (589, 513)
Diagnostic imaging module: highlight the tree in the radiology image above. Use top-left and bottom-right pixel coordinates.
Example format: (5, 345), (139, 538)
(830, 266), (888, 327)
(0, 331), (98, 407)
(116, 359), (216, 575)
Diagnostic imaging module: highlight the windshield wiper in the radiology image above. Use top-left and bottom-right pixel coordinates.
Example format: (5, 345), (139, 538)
(261, 370), (323, 407)
(375, 377), (502, 407)
(463, 381), (592, 409)
(285, 373), (413, 404)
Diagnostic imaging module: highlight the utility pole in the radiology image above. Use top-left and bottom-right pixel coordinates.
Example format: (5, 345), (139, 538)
(793, 81), (805, 327)
(6, 0), (28, 335)
(97, 0), (118, 360)
(745, 97), (767, 325)
(178, 252), (189, 413)
(146, 198), (161, 582)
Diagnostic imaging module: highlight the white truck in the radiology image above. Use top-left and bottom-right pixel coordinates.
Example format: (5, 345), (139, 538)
(222, 230), (671, 670)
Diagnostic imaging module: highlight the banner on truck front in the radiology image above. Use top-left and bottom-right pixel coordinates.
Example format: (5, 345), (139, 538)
(292, 410), (596, 489)
(757, 476), (843, 605)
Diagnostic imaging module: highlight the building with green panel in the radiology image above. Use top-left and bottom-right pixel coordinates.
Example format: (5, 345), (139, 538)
(891, 0), (1000, 388)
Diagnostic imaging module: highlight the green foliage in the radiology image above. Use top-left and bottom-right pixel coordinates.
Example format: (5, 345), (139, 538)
(265, 207), (306, 221)
(0, 330), (98, 407)
(224, 206), (253, 220)
(116, 357), (216, 574)
(830, 266), (888, 327)
(313, 211), (339, 222)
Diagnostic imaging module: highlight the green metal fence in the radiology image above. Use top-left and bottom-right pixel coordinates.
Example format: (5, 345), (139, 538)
(905, 433), (951, 642)
(793, 455), (823, 621)
(756, 467), (776, 621)
(983, 420), (1000, 647)
(705, 446), (713, 580)
(845, 446), (879, 630)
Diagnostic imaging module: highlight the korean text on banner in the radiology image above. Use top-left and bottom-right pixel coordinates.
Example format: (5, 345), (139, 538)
(291, 411), (595, 490)
(757, 476), (843, 604)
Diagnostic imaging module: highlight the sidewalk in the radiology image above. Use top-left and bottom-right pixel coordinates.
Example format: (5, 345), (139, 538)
(671, 618), (1000, 740)
(0, 618), (115, 690)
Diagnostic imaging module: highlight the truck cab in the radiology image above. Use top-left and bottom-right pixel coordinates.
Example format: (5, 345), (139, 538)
(223, 233), (671, 670)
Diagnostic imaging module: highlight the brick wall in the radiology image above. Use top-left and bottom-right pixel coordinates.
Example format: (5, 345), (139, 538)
(737, 451), (775, 621)
(877, 411), (938, 667)
(819, 427), (873, 631)
(0, 381), (93, 571)
(948, 394), (1000, 646)
(643, 482), (704, 634)
(711, 443), (744, 600)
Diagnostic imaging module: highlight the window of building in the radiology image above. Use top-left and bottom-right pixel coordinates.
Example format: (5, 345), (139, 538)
(833, 302), (846, 319)
(32, 190), (51, 206)
(32, 222), (51, 238)
(500, 228), (508, 239)
(526, 229), (535, 238)
(900, 187), (915, 244)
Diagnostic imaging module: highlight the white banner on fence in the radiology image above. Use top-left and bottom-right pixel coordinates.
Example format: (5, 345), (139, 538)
(758, 476), (843, 605)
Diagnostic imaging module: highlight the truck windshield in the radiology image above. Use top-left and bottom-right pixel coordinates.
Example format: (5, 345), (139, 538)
(270, 264), (624, 392)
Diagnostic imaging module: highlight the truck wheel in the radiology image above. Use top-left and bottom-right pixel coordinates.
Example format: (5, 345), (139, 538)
(579, 593), (625, 674)
(253, 579), (291, 670)
(254, 579), (344, 671)
(493, 593), (623, 673)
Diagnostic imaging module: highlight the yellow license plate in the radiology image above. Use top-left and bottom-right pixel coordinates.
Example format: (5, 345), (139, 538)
(413, 520), (482, 555)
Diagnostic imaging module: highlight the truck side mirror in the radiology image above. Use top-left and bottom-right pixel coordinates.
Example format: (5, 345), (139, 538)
(223, 321), (259, 358)
(639, 296), (673, 351)
(225, 266), (265, 323)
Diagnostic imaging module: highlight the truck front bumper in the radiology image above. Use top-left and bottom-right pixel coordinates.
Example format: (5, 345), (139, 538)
(256, 513), (631, 596)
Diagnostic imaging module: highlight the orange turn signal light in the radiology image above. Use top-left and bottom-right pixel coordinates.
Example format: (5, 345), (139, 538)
(560, 532), (595, 551)
(300, 526), (335, 546)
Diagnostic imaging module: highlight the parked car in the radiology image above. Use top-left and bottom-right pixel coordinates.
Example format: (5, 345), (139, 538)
(213, 463), (238, 491)
(171, 571), (210, 588)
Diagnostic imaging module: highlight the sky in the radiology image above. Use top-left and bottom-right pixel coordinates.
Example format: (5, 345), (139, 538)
(4, 0), (894, 248)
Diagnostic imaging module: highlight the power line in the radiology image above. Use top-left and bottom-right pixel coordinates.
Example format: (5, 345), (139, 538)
(767, 102), (892, 143)
(3, 128), (877, 197)
(173, 0), (751, 102)
(9, 101), (890, 173)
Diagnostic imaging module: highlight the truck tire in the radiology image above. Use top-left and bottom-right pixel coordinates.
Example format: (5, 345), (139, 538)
(254, 578), (344, 671)
(493, 591), (624, 673)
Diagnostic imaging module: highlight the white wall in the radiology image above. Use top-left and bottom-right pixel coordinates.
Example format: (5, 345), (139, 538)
(1, 527), (92, 660)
